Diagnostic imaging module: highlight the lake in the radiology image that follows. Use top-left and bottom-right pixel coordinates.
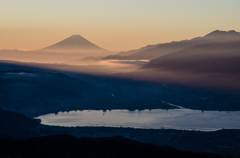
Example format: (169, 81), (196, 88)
(36, 109), (240, 131)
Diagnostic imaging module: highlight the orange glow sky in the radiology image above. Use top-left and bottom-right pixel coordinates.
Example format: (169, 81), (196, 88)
(0, 0), (240, 51)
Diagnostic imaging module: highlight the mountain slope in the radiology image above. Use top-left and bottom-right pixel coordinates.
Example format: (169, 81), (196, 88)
(0, 78), (83, 99)
(0, 70), (94, 94)
(0, 109), (40, 128)
(102, 30), (240, 60)
(116, 44), (159, 56)
(0, 109), (40, 139)
(144, 40), (240, 74)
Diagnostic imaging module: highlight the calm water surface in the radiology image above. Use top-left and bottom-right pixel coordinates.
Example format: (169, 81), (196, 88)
(36, 109), (240, 131)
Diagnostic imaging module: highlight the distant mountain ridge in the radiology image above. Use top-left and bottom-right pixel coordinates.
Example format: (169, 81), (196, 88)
(102, 30), (240, 60)
(1, 30), (240, 64)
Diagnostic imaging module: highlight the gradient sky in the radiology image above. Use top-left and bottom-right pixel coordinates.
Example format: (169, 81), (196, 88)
(0, 0), (240, 51)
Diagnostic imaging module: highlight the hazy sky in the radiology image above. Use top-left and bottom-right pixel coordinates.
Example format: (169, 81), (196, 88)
(0, 0), (240, 51)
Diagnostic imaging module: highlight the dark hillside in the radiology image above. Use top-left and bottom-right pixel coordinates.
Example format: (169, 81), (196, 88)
(0, 135), (226, 158)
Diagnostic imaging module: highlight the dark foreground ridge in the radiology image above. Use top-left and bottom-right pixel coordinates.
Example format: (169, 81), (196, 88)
(0, 135), (226, 158)
(0, 103), (239, 157)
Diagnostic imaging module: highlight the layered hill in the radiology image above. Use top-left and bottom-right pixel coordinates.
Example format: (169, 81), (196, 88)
(102, 30), (240, 60)
(0, 70), (94, 93)
(111, 31), (240, 91)
(144, 40), (240, 74)
(0, 70), (97, 115)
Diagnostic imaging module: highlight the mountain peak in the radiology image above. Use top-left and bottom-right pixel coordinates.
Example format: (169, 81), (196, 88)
(68, 34), (84, 39)
(228, 30), (237, 33)
(205, 30), (240, 37)
(203, 30), (240, 41)
(42, 35), (107, 53)
(71, 34), (81, 36)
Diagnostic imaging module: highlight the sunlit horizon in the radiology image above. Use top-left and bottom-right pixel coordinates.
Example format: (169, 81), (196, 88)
(1, 0), (240, 51)
(1, 29), (240, 52)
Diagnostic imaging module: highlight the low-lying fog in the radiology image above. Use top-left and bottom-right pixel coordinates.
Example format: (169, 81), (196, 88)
(0, 46), (239, 92)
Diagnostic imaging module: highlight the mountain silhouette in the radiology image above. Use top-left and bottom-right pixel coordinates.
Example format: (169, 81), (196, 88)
(0, 35), (113, 63)
(204, 30), (240, 41)
(144, 40), (240, 74)
(102, 30), (240, 60)
(42, 35), (107, 53)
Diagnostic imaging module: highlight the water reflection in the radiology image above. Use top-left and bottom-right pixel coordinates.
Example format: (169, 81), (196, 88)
(36, 109), (240, 131)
